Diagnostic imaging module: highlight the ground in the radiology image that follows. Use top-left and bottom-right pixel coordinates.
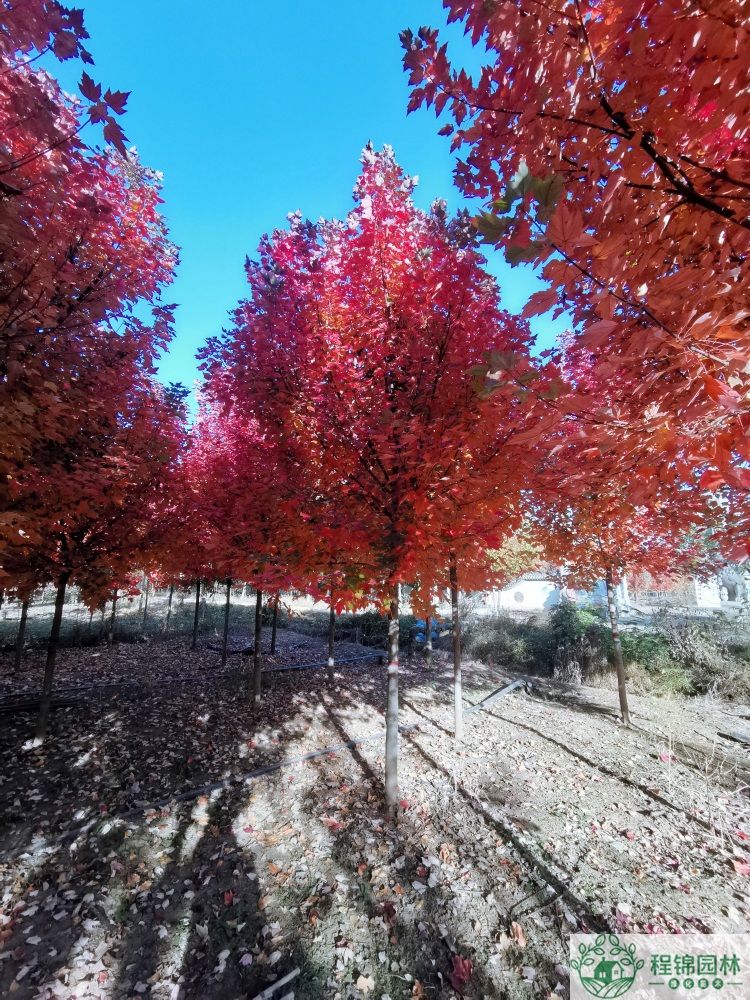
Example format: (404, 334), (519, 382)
(1, 631), (749, 999)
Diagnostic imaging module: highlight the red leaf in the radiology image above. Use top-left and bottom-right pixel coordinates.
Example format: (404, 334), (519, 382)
(522, 289), (558, 319)
(80, 72), (101, 102)
(103, 119), (128, 155)
(104, 88), (130, 115)
(52, 30), (79, 59)
(450, 954), (473, 993)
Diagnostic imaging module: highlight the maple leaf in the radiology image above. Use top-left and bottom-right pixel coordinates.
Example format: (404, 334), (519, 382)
(103, 118), (128, 155)
(52, 29), (79, 59)
(320, 814), (345, 831)
(104, 88), (130, 115)
(79, 72), (101, 102)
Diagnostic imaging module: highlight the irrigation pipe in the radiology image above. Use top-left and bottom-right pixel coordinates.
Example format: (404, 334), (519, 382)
(0, 652), (388, 711)
(465, 677), (531, 715)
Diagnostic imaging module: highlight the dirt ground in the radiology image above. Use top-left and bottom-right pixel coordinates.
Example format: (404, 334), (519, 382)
(1, 631), (749, 999)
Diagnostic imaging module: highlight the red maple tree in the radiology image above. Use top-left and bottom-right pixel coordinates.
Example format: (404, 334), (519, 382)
(202, 146), (548, 807)
(1, 1), (176, 556)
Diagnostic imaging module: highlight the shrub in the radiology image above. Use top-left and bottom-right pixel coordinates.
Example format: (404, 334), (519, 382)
(464, 617), (530, 667)
(620, 631), (673, 673)
(549, 603), (601, 645)
(463, 613), (558, 674)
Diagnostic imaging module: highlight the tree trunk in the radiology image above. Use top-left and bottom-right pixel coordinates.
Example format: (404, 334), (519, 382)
(163, 584), (174, 634)
(449, 554), (464, 742)
(424, 614), (432, 666)
(606, 568), (631, 726)
(142, 578), (150, 628)
(327, 590), (335, 685)
(253, 588), (263, 705)
(221, 578), (232, 666)
(191, 579), (201, 650)
(34, 573), (69, 742)
(13, 599), (29, 674)
(385, 583), (400, 814)
(270, 593), (279, 654)
(108, 594), (117, 646)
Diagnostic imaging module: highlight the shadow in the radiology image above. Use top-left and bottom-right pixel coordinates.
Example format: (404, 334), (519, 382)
(322, 701), (383, 794)
(105, 778), (332, 999)
(402, 730), (610, 934)
(0, 643), (335, 853)
(6, 625), (745, 996)
(402, 696), (453, 738)
(295, 737), (503, 997)
(284, 701), (582, 998)
(0, 825), (131, 998)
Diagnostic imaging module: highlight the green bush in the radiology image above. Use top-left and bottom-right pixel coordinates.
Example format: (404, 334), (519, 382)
(550, 603), (598, 643)
(465, 621), (528, 667)
(620, 631), (673, 673)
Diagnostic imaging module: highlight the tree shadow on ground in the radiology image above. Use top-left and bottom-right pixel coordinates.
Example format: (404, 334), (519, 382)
(0, 634), (612, 997)
(292, 701), (577, 999)
(0, 830), (123, 999)
(402, 730), (610, 936)
(108, 779), (337, 999)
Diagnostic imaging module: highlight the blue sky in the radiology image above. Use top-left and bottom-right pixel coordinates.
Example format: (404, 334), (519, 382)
(55, 1), (564, 397)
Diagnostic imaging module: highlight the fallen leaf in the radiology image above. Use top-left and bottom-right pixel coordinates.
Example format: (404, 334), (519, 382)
(356, 973), (375, 994)
(510, 921), (526, 949)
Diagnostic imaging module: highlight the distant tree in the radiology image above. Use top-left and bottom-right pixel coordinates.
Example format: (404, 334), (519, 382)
(525, 427), (721, 725)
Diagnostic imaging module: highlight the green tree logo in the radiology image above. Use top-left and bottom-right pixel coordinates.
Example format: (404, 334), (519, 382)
(572, 934), (644, 998)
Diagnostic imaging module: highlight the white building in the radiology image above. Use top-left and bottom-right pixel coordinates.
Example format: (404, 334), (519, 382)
(479, 571), (631, 615)
(485, 571), (562, 613)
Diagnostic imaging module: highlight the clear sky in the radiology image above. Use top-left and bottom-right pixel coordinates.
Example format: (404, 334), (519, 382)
(55, 1), (565, 397)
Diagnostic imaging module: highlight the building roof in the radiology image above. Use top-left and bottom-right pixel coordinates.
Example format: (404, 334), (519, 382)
(502, 570), (557, 589)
